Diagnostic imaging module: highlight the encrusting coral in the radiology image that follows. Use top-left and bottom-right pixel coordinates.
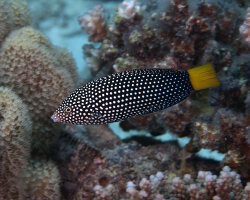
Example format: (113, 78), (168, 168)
(0, 87), (31, 199)
(0, 0), (31, 45)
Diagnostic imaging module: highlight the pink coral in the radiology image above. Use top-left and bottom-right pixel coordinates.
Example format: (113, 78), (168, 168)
(78, 5), (107, 42)
(118, 0), (141, 19)
(125, 172), (166, 200)
(240, 8), (250, 45)
(170, 166), (246, 200)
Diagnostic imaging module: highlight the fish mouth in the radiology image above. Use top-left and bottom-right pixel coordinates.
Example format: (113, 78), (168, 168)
(51, 111), (61, 123)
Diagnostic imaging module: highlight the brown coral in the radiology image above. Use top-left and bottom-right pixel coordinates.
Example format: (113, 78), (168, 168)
(78, 5), (107, 42)
(9, 0), (31, 28)
(0, 0), (31, 45)
(22, 160), (61, 200)
(0, 87), (31, 199)
(0, 26), (77, 154)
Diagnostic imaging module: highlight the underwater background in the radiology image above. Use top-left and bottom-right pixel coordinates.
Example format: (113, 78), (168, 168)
(0, 0), (249, 199)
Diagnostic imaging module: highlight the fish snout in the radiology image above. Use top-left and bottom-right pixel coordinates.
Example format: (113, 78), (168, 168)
(51, 111), (61, 123)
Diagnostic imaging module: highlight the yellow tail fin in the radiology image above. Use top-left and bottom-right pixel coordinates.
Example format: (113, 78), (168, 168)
(187, 64), (220, 91)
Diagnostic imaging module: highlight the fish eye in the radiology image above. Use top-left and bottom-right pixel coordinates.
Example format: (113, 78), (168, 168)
(65, 106), (71, 113)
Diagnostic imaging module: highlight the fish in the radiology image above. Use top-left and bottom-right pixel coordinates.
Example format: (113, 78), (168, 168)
(51, 64), (220, 125)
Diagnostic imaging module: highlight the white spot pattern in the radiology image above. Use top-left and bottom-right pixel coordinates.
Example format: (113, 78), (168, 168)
(55, 69), (193, 124)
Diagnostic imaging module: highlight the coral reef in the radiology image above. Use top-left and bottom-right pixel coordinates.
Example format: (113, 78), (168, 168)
(92, 166), (250, 200)
(117, 0), (141, 20)
(0, 0), (249, 199)
(0, 87), (60, 200)
(82, 0), (250, 181)
(0, 0), (31, 45)
(55, 126), (249, 200)
(57, 126), (185, 199)
(0, 27), (75, 130)
(78, 5), (107, 42)
(240, 7), (250, 45)
(0, 87), (31, 199)
(22, 160), (61, 200)
(0, 26), (77, 154)
(0, 0), (75, 199)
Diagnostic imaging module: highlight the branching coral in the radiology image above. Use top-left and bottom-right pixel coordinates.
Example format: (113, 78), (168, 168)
(58, 130), (193, 200)
(82, 0), (250, 179)
(92, 166), (250, 200)
(124, 172), (165, 200)
(0, 26), (77, 154)
(0, 87), (31, 199)
(78, 5), (107, 42)
(240, 7), (250, 45)
(0, 0), (31, 45)
(117, 0), (141, 19)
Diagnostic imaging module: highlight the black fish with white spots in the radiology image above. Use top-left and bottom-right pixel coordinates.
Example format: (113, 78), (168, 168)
(51, 64), (220, 125)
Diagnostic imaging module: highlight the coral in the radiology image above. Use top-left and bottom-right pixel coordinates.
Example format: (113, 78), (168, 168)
(83, 44), (103, 74)
(117, 0), (141, 20)
(56, 125), (185, 199)
(0, 0), (12, 44)
(0, 1), (77, 200)
(9, 0), (31, 28)
(0, 0), (31, 45)
(0, 27), (76, 125)
(22, 160), (61, 200)
(90, 165), (249, 200)
(0, 26), (77, 154)
(240, 7), (250, 45)
(123, 172), (166, 200)
(93, 184), (116, 200)
(120, 99), (193, 136)
(56, 47), (78, 83)
(0, 87), (31, 199)
(191, 121), (221, 149)
(1, 0), (249, 199)
(82, 0), (250, 180)
(78, 5), (107, 42)
(58, 139), (105, 199)
(113, 55), (142, 72)
(244, 183), (250, 200)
